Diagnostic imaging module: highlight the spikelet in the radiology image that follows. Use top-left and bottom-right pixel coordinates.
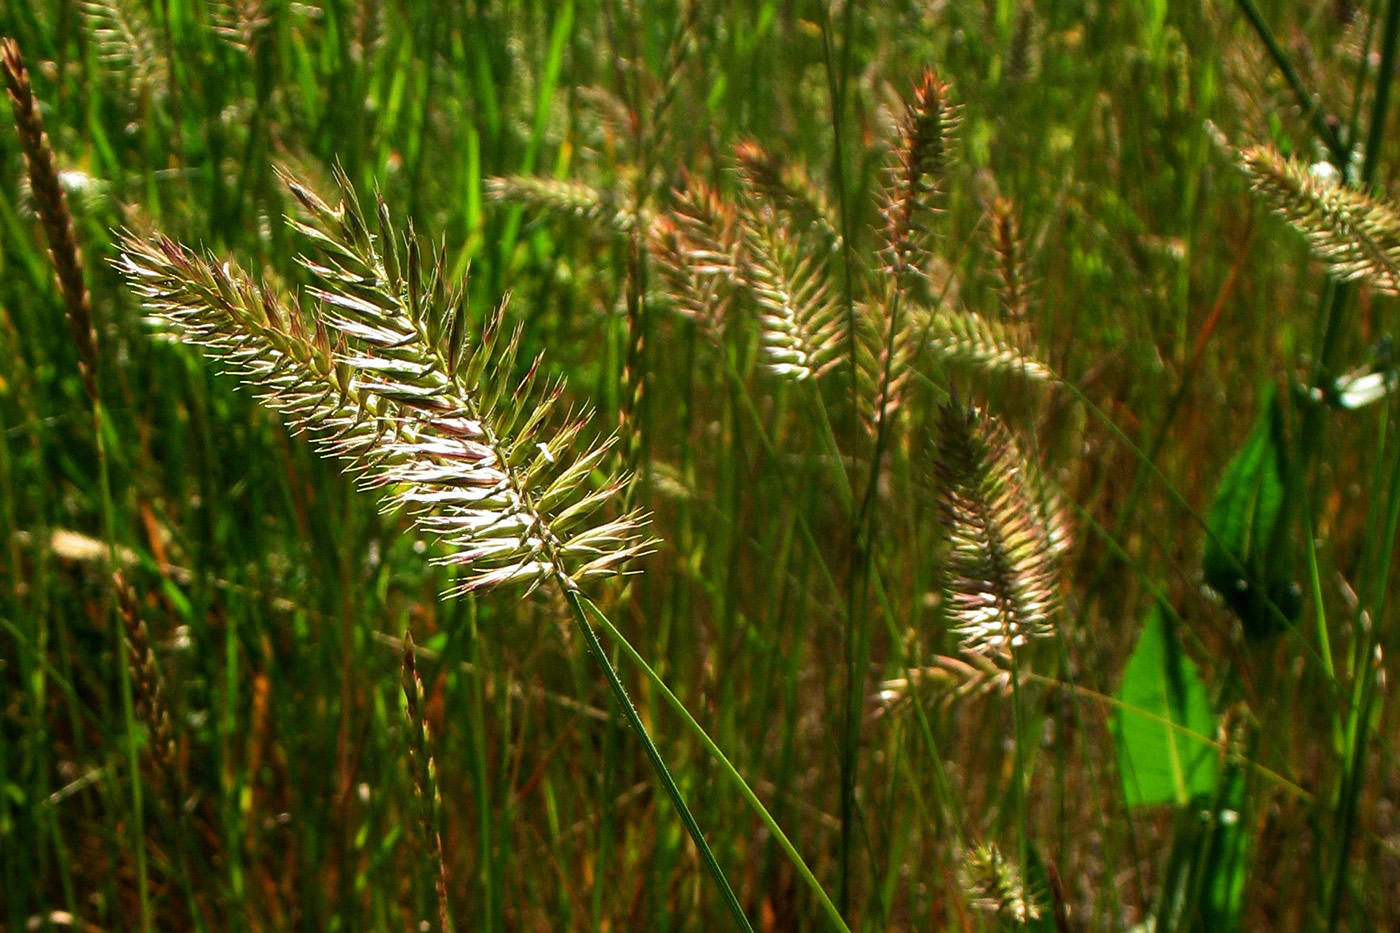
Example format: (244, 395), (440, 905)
(854, 291), (922, 432)
(873, 654), (1013, 718)
(2, 39), (99, 404)
(211, 0), (272, 53)
(484, 175), (643, 235)
(989, 198), (1031, 323)
(79, 0), (168, 96)
(1239, 144), (1400, 294)
(649, 179), (741, 332)
(733, 140), (842, 249)
(736, 198), (843, 382)
(118, 168), (649, 596)
(961, 842), (1042, 923)
(403, 636), (451, 933)
(879, 69), (958, 288)
(935, 402), (1065, 657)
(924, 310), (1053, 383)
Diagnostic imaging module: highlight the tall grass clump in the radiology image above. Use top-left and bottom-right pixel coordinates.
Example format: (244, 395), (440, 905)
(495, 61), (1068, 922)
(116, 166), (770, 930)
(9, 0), (1400, 929)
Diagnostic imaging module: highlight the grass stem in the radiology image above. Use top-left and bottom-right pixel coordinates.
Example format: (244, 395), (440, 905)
(560, 583), (758, 933)
(577, 592), (853, 933)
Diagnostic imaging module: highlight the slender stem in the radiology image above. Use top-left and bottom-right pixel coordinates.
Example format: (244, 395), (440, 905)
(558, 583), (756, 933)
(1319, 3), (1400, 926)
(1325, 411), (1400, 931)
(99, 402), (152, 933)
(1361, 0), (1400, 190)
(1234, 0), (1350, 168)
(820, 5), (863, 912)
(1326, 403), (1400, 931)
(1008, 650), (1029, 893)
(820, 3), (858, 455)
(1, 39), (150, 928)
(577, 594), (854, 933)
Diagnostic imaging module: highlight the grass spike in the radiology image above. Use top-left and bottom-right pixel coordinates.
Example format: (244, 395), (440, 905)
(649, 179), (741, 334)
(485, 175), (644, 234)
(211, 0), (272, 52)
(935, 401), (1064, 657)
(874, 654), (1013, 718)
(737, 198), (844, 382)
(733, 139), (843, 248)
(619, 232), (648, 508)
(879, 68), (959, 288)
(854, 291), (922, 433)
(961, 842), (1043, 924)
(79, 0), (167, 97)
(3, 38), (99, 403)
(118, 171), (650, 595)
(1239, 143), (1400, 294)
(855, 71), (959, 439)
(114, 572), (179, 790)
(402, 635), (452, 933)
(989, 197), (1031, 323)
(925, 310), (1054, 383)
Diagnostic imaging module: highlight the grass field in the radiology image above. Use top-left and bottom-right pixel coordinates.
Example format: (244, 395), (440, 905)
(3, 0), (1400, 929)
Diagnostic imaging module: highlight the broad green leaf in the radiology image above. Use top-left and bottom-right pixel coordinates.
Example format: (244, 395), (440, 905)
(1202, 386), (1301, 639)
(1114, 603), (1219, 807)
(1152, 768), (1250, 932)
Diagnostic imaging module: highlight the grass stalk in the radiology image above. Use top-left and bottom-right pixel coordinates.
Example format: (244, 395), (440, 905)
(2, 35), (152, 931)
(559, 583), (758, 933)
(402, 634), (453, 933)
(576, 592), (853, 933)
(1326, 401), (1400, 930)
(818, 5), (864, 909)
(1233, 0), (1350, 168)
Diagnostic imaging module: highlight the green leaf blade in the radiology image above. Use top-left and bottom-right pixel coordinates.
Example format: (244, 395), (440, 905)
(1114, 603), (1219, 808)
(1202, 387), (1301, 639)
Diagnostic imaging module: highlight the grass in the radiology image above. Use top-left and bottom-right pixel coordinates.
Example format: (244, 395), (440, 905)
(3, 0), (1400, 929)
